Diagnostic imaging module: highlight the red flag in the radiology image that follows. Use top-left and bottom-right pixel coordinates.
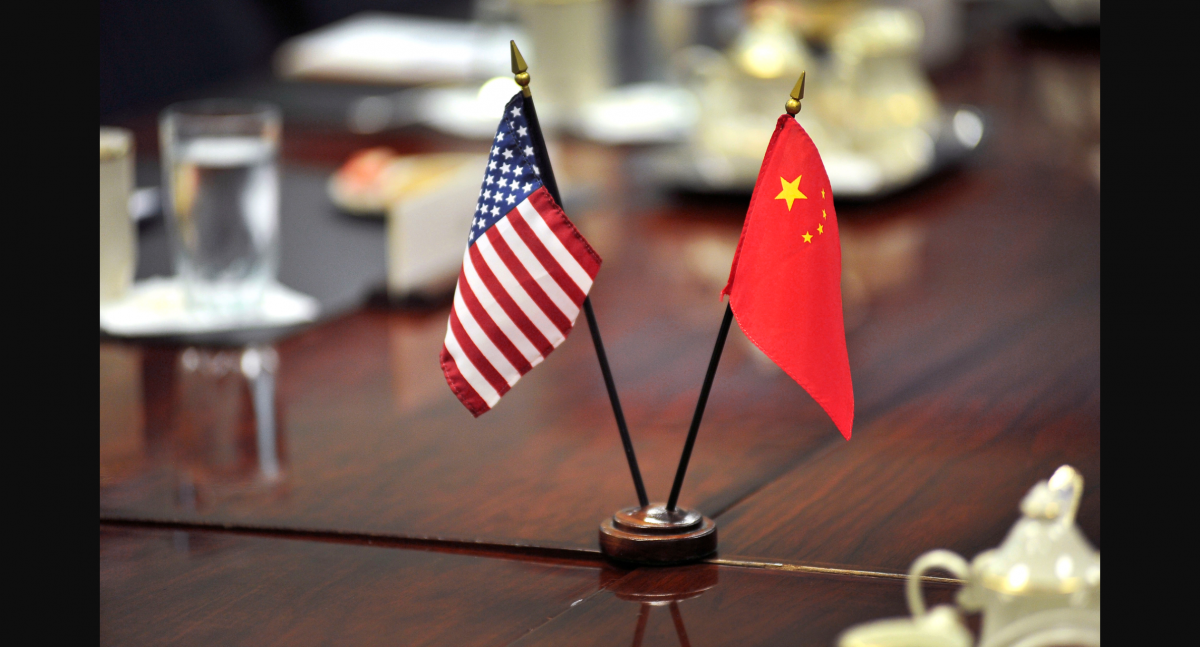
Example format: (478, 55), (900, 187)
(722, 115), (854, 439)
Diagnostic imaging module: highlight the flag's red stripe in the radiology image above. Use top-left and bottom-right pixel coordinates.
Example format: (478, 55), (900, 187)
(468, 243), (554, 357)
(449, 309), (510, 397)
(486, 225), (573, 335)
(440, 346), (489, 417)
(528, 187), (601, 279)
(508, 212), (587, 306)
(458, 272), (532, 375)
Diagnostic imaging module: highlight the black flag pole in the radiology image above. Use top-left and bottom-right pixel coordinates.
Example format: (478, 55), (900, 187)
(511, 41), (649, 508)
(665, 303), (733, 511)
(664, 72), (808, 512)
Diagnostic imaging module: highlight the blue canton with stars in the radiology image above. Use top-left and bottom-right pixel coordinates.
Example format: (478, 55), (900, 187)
(468, 93), (544, 244)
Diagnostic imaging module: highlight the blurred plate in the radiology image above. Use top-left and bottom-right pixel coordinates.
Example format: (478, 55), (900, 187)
(641, 105), (986, 200)
(100, 277), (319, 338)
(576, 84), (700, 145)
(276, 13), (524, 85)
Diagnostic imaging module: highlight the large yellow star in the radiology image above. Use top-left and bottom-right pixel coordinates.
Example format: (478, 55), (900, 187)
(775, 175), (807, 210)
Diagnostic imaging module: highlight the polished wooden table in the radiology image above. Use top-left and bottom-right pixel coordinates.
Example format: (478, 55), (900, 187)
(100, 30), (1100, 646)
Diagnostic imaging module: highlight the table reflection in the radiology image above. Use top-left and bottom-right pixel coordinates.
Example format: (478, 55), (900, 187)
(609, 564), (719, 647)
(100, 344), (287, 510)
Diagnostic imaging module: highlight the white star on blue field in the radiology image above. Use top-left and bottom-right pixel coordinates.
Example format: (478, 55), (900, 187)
(469, 94), (543, 244)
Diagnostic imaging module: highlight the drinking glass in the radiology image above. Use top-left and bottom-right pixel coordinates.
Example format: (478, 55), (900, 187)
(160, 100), (281, 315)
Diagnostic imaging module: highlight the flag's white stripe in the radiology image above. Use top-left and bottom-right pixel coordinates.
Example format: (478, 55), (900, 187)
(444, 327), (500, 407)
(454, 288), (521, 386)
(461, 251), (543, 366)
(495, 218), (579, 320)
(475, 234), (566, 347)
(516, 199), (594, 293)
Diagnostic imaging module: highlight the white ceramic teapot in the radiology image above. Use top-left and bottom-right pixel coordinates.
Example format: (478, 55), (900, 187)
(839, 465), (1100, 647)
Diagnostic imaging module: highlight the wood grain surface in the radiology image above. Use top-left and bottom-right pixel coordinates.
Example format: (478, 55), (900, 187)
(511, 564), (958, 647)
(100, 525), (619, 647)
(101, 526), (958, 647)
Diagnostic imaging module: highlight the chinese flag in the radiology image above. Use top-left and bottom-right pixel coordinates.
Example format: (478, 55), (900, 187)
(722, 115), (854, 439)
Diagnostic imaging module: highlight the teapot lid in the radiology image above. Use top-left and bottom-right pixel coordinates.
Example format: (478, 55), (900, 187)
(975, 466), (1100, 595)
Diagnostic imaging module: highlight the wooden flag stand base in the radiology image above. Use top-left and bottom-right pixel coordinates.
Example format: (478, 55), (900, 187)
(599, 503), (717, 565)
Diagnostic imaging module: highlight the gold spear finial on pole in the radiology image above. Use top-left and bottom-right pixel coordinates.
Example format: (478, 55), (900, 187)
(511, 40), (531, 97)
(786, 71), (806, 116)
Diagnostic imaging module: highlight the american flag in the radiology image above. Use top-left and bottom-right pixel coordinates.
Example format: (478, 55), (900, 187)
(441, 93), (601, 416)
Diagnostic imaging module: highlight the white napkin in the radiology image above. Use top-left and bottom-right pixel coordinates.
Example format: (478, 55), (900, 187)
(100, 277), (320, 336)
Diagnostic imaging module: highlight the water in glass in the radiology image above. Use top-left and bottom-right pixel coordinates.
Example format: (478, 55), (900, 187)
(169, 136), (279, 313)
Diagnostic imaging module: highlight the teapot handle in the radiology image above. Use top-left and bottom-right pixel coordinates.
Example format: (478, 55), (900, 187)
(1049, 465), (1084, 528)
(907, 550), (970, 617)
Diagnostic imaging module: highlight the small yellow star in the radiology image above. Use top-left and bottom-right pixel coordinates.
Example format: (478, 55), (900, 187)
(775, 175), (807, 210)
(802, 232), (813, 243)
(822, 209), (827, 219)
(821, 189), (825, 199)
(818, 224), (824, 234)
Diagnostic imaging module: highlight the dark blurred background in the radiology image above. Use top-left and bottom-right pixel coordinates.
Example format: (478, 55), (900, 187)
(100, 0), (479, 118)
(100, 0), (1097, 120)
